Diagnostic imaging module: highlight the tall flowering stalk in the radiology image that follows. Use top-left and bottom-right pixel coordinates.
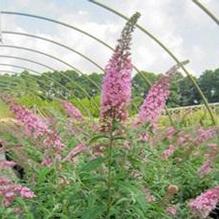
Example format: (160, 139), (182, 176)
(137, 61), (189, 127)
(100, 12), (140, 131)
(98, 12), (140, 217)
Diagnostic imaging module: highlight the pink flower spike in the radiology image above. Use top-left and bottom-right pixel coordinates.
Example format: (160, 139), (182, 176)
(9, 101), (49, 138)
(166, 127), (176, 140)
(41, 157), (53, 167)
(139, 132), (149, 142)
(137, 61), (188, 126)
(198, 160), (213, 177)
(189, 186), (219, 218)
(0, 177), (35, 206)
(100, 13), (140, 131)
(62, 100), (83, 121)
(196, 127), (217, 144)
(19, 187), (35, 199)
(162, 144), (175, 160)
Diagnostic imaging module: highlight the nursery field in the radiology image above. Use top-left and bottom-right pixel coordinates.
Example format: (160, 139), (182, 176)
(0, 94), (218, 219)
(0, 1), (219, 219)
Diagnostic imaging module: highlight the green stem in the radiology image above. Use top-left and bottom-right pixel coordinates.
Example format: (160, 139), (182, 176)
(107, 128), (113, 217)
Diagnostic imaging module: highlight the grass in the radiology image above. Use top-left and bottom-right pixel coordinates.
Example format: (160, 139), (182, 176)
(0, 100), (12, 119)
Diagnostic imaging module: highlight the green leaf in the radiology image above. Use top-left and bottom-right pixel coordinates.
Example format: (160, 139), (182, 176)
(112, 136), (126, 141)
(80, 157), (105, 172)
(81, 205), (105, 219)
(118, 182), (147, 214)
(89, 134), (109, 144)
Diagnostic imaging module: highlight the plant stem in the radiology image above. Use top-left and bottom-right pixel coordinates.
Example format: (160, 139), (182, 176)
(106, 128), (113, 217)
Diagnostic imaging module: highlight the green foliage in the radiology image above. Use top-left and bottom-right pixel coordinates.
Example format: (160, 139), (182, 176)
(0, 68), (218, 108)
(198, 68), (219, 103)
(0, 100), (12, 119)
(159, 109), (219, 128)
(0, 108), (218, 218)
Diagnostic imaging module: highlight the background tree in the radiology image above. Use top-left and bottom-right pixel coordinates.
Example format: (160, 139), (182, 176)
(198, 68), (219, 103)
(0, 68), (218, 108)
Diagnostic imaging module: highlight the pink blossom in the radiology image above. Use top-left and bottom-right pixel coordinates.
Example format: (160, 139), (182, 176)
(41, 157), (53, 167)
(166, 127), (176, 140)
(62, 100), (83, 121)
(176, 132), (192, 145)
(43, 130), (65, 152)
(63, 144), (87, 161)
(166, 206), (177, 216)
(19, 187), (35, 198)
(100, 13), (140, 130)
(198, 160), (213, 177)
(0, 177), (35, 206)
(162, 144), (175, 160)
(207, 143), (218, 149)
(0, 160), (16, 169)
(9, 102), (49, 138)
(143, 188), (156, 203)
(137, 61), (188, 126)
(189, 186), (219, 218)
(139, 132), (149, 142)
(196, 127), (217, 144)
(0, 150), (35, 206)
(5, 100), (65, 152)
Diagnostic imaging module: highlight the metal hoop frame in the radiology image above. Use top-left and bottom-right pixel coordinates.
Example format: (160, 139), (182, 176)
(0, 54), (99, 110)
(0, 3), (217, 123)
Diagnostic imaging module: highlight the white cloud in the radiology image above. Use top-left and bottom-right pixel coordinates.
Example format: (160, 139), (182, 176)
(0, 0), (218, 76)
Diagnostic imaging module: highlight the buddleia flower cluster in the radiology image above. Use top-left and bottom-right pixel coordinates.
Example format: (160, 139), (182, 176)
(8, 101), (65, 151)
(137, 61), (189, 127)
(189, 186), (219, 218)
(100, 12), (140, 131)
(0, 96), (65, 163)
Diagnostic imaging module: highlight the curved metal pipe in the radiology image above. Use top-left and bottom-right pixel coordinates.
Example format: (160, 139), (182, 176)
(192, 0), (219, 25)
(0, 70), (18, 74)
(2, 31), (106, 109)
(0, 63), (69, 94)
(1, 11), (152, 86)
(0, 55), (55, 71)
(0, 70), (43, 97)
(0, 72), (64, 105)
(0, 44), (101, 92)
(2, 31), (104, 71)
(0, 63), (89, 113)
(0, 37), (137, 111)
(0, 70), (57, 98)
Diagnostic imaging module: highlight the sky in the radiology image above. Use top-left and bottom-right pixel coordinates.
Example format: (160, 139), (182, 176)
(0, 0), (218, 76)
